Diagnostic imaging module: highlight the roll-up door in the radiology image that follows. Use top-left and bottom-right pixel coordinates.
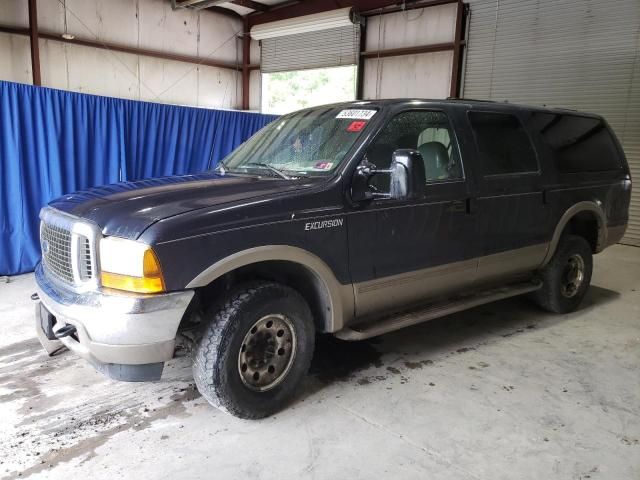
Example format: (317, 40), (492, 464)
(252, 8), (361, 74)
(463, 0), (640, 246)
(260, 25), (361, 73)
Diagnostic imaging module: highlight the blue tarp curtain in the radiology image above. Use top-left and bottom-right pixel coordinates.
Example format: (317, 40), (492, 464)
(0, 81), (277, 275)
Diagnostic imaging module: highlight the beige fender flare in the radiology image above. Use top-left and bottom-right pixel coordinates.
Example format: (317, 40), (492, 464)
(186, 245), (354, 332)
(541, 201), (607, 267)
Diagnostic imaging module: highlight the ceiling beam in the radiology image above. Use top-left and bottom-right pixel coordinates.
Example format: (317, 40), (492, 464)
(248, 0), (350, 27)
(260, 0), (303, 13)
(361, 0), (458, 16)
(175, 0), (227, 7)
(172, 0), (243, 19)
(176, 0), (269, 13)
(205, 5), (244, 18)
(232, 0), (269, 12)
(248, 0), (459, 27)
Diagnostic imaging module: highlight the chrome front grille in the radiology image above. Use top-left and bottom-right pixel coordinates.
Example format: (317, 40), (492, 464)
(79, 236), (93, 280)
(41, 222), (75, 284)
(39, 207), (99, 289)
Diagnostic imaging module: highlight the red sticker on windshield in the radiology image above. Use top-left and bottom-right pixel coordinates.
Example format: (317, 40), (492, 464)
(314, 161), (334, 170)
(347, 121), (367, 132)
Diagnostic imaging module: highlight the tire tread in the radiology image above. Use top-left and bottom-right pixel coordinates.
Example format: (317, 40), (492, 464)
(192, 282), (313, 419)
(533, 235), (593, 314)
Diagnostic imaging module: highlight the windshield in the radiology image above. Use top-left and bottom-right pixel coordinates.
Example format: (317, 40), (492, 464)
(218, 106), (377, 177)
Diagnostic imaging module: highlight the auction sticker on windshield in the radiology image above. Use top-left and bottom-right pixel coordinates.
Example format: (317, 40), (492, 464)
(336, 109), (377, 120)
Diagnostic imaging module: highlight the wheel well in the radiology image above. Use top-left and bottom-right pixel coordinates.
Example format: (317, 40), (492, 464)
(563, 211), (600, 252)
(194, 260), (332, 333)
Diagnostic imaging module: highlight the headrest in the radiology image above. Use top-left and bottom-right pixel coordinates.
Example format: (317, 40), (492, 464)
(417, 142), (449, 165)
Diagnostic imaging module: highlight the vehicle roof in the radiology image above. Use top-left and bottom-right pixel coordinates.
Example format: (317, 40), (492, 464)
(318, 98), (601, 118)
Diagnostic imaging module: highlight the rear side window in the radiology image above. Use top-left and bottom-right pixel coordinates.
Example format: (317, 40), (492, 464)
(469, 111), (538, 175)
(527, 112), (622, 173)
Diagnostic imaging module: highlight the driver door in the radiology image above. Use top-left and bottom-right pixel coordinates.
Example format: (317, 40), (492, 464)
(347, 109), (479, 319)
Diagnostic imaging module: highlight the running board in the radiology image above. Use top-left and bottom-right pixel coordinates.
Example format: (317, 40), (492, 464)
(334, 280), (542, 341)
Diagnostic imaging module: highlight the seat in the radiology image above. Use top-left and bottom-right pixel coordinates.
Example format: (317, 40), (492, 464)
(417, 142), (450, 181)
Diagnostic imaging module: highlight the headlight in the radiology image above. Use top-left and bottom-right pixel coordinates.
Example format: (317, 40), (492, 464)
(99, 237), (165, 293)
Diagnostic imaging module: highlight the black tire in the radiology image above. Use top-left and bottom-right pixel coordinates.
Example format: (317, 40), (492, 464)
(533, 235), (593, 313)
(192, 281), (315, 419)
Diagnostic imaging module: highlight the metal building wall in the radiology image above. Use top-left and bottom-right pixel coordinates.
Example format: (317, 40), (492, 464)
(0, 0), (243, 109)
(463, 0), (640, 246)
(363, 3), (458, 99)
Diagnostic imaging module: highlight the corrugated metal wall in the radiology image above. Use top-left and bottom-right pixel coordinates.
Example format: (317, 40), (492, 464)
(463, 0), (640, 246)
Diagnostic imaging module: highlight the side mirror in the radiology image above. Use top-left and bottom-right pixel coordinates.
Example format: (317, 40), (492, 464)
(351, 160), (378, 202)
(351, 149), (426, 202)
(389, 149), (427, 200)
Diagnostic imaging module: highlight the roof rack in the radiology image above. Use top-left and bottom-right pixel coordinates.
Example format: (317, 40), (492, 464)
(446, 97), (509, 103)
(545, 105), (579, 112)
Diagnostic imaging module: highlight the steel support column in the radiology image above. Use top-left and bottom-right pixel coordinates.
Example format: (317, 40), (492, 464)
(241, 16), (251, 110)
(355, 21), (366, 100)
(28, 0), (41, 86)
(449, 0), (465, 98)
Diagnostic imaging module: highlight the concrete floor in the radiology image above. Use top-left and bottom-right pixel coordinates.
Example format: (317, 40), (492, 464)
(1, 244), (639, 480)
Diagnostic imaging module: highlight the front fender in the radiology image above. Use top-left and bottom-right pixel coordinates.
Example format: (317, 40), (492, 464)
(186, 245), (354, 332)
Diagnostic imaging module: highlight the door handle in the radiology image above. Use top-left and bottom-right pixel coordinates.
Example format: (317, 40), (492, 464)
(446, 200), (466, 213)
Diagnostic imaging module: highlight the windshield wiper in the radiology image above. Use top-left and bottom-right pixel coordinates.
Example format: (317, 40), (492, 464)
(243, 162), (291, 180)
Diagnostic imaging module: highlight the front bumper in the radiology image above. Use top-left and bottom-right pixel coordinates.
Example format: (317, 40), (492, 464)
(35, 263), (194, 381)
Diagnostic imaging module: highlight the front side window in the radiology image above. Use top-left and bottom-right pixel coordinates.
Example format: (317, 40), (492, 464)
(365, 110), (463, 189)
(220, 106), (376, 177)
(469, 111), (538, 175)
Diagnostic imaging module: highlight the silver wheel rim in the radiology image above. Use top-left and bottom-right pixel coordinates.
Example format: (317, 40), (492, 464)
(238, 314), (297, 392)
(560, 253), (585, 298)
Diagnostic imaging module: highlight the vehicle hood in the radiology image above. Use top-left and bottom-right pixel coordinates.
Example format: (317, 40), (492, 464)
(48, 172), (313, 239)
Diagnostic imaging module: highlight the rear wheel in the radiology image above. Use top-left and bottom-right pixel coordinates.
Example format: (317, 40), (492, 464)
(192, 281), (315, 419)
(533, 235), (593, 313)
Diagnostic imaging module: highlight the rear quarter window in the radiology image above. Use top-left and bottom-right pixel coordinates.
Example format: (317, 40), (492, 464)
(468, 111), (539, 176)
(527, 112), (622, 173)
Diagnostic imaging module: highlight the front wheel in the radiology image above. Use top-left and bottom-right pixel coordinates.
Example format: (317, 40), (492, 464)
(533, 235), (593, 314)
(192, 282), (315, 419)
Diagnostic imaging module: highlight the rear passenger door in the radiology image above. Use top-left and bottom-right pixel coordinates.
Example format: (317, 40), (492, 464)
(466, 110), (551, 284)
